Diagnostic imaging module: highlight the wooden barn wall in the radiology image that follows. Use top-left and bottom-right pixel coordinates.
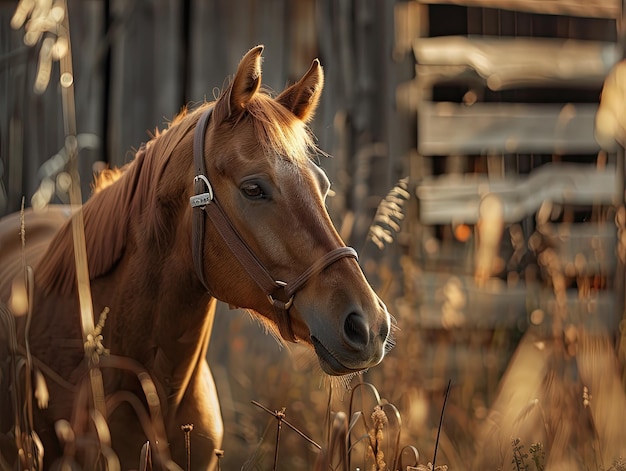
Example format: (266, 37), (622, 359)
(0, 0), (412, 250)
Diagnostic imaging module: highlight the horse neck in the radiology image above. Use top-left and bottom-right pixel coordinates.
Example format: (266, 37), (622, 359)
(101, 169), (212, 350)
(95, 206), (216, 410)
(30, 118), (216, 406)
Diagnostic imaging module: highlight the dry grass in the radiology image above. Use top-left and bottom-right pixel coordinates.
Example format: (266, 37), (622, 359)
(4, 155), (626, 471)
(6, 165), (625, 471)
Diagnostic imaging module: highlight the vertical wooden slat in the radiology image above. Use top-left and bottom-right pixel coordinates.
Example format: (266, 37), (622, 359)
(108, 0), (183, 167)
(0, 1), (105, 215)
(0, 3), (29, 215)
(187, 0), (288, 105)
(68, 0), (106, 197)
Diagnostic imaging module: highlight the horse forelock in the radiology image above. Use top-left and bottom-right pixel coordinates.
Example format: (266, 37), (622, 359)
(211, 82), (318, 166)
(244, 92), (318, 165)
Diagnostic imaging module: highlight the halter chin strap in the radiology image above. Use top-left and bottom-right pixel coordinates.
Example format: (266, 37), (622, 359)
(190, 107), (357, 342)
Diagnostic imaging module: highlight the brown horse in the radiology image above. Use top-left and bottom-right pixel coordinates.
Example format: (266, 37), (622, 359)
(0, 46), (392, 469)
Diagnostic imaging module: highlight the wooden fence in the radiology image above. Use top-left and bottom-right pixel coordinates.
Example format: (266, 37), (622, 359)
(0, 0), (411, 251)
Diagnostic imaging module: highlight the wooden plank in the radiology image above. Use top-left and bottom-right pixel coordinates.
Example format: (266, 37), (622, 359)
(394, 2), (428, 58)
(108, 0), (184, 168)
(414, 274), (528, 329)
(66, 1), (106, 199)
(413, 36), (620, 89)
(1, 1), (106, 215)
(407, 273), (617, 329)
(188, 0), (288, 105)
(418, 102), (602, 156)
(0, 3), (30, 215)
(540, 223), (617, 276)
(415, 0), (622, 19)
(416, 163), (618, 224)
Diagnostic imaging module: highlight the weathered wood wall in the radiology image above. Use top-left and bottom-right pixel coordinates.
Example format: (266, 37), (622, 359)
(0, 0), (412, 250)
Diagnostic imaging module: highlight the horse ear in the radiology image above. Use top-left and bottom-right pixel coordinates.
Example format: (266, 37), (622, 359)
(216, 45), (264, 122)
(277, 59), (324, 123)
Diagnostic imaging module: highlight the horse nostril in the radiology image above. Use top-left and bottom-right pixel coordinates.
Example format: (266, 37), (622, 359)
(343, 312), (370, 349)
(379, 317), (390, 340)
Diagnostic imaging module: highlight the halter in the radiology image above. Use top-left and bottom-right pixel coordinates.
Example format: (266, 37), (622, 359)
(190, 107), (358, 342)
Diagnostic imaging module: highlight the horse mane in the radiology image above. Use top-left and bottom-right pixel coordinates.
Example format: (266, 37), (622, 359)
(91, 167), (125, 194)
(36, 106), (202, 295)
(36, 89), (319, 295)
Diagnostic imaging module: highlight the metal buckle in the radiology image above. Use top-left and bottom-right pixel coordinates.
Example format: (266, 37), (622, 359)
(267, 281), (294, 310)
(190, 175), (214, 208)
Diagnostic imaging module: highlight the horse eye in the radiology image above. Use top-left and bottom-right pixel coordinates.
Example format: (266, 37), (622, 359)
(241, 182), (266, 199)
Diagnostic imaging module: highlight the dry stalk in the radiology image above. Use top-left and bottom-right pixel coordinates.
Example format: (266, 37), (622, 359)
(12, 0), (107, 417)
(432, 380), (451, 471)
(251, 399), (322, 470)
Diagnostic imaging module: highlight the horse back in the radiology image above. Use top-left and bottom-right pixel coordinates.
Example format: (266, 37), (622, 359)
(0, 205), (71, 367)
(0, 206), (71, 461)
(0, 206), (71, 300)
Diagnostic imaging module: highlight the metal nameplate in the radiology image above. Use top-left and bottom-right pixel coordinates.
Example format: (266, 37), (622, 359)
(190, 192), (213, 208)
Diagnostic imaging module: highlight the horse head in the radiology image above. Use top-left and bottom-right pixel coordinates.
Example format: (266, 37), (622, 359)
(190, 46), (392, 375)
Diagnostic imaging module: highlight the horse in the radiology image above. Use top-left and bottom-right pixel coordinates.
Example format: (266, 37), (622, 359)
(0, 45), (392, 470)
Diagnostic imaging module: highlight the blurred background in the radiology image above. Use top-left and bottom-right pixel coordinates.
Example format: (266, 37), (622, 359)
(2, 0), (626, 470)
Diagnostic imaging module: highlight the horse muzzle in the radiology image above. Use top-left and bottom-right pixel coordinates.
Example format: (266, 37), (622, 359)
(309, 300), (392, 376)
